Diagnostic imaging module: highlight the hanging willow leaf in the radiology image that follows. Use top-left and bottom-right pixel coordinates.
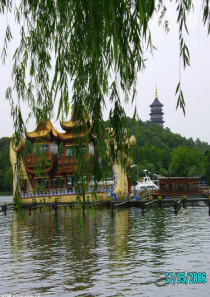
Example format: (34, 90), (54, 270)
(1, 0), (210, 200)
(175, 82), (180, 95)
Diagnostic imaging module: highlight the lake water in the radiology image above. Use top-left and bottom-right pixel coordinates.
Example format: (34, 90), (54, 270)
(0, 196), (210, 296)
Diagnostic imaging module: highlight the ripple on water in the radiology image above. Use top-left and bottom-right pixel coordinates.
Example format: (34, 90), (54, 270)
(0, 206), (210, 296)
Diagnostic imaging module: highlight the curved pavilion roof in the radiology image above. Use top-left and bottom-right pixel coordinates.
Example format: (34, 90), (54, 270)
(26, 119), (59, 140)
(60, 119), (92, 131)
(60, 108), (92, 131)
(26, 113), (95, 142)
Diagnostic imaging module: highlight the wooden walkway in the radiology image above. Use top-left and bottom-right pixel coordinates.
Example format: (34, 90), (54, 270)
(1, 195), (210, 213)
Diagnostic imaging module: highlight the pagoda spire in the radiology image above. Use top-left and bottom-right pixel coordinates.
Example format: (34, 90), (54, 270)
(155, 84), (158, 99)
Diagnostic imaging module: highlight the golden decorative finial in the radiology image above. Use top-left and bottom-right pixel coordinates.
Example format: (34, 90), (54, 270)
(155, 86), (158, 99)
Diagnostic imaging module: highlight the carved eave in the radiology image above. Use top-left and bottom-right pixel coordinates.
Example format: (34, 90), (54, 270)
(60, 120), (75, 131)
(57, 131), (87, 141)
(60, 119), (93, 131)
(149, 111), (164, 116)
(59, 117), (96, 142)
(25, 164), (54, 175)
(55, 131), (96, 143)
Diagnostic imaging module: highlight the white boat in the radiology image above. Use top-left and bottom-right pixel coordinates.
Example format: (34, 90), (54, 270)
(135, 170), (159, 193)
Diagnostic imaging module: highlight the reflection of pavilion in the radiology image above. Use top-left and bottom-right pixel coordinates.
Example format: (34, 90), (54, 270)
(110, 210), (131, 262)
(10, 207), (132, 292)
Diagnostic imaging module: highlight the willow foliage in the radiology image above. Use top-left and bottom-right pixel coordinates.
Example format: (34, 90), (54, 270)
(1, 0), (210, 175)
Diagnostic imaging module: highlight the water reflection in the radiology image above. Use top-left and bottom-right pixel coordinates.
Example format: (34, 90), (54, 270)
(0, 204), (209, 296)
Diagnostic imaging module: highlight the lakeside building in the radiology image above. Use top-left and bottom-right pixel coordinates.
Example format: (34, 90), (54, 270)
(10, 109), (136, 204)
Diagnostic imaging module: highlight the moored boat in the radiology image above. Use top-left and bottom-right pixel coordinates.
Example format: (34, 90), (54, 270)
(135, 170), (159, 194)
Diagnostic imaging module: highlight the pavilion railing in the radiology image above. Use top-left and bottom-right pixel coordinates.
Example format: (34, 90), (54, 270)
(21, 185), (115, 198)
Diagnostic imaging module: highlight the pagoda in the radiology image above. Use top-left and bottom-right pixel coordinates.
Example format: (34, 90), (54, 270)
(149, 89), (164, 126)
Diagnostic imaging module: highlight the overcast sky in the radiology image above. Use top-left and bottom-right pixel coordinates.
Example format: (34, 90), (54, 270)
(1, 1), (210, 144)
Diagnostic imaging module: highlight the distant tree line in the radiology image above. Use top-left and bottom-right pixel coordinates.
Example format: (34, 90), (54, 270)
(0, 137), (32, 193)
(0, 137), (12, 193)
(126, 118), (210, 185)
(1, 117), (210, 193)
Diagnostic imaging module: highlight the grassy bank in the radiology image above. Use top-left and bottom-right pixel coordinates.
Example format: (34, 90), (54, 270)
(0, 191), (13, 196)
